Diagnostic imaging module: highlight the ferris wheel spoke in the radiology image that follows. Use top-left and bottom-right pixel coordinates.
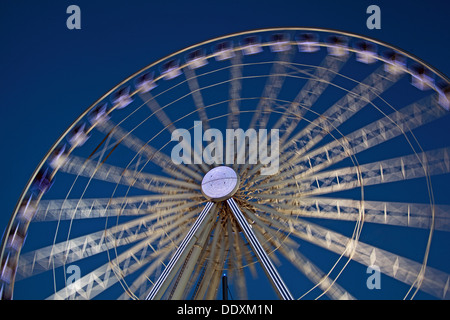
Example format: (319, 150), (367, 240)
(120, 214), (210, 300)
(227, 51), (243, 129)
(299, 147), (450, 196)
(271, 94), (446, 181)
(184, 67), (210, 131)
(278, 65), (403, 159)
(226, 197), (293, 300)
(275, 197), (450, 231)
(47, 232), (175, 299)
(48, 205), (206, 300)
(18, 204), (203, 279)
(243, 206), (354, 299)
(189, 236), (214, 300)
(245, 200), (450, 299)
(249, 49), (294, 130)
(281, 247), (355, 300)
(252, 147), (450, 197)
(274, 54), (349, 144)
(95, 119), (203, 182)
(245, 54), (349, 178)
(120, 207), (217, 300)
(32, 196), (195, 221)
(239, 50), (294, 175)
(242, 205), (299, 267)
(283, 217), (450, 300)
(118, 240), (178, 300)
(138, 91), (210, 174)
(138, 91), (178, 134)
(58, 155), (201, 194)
(146, 201), (215, 300)
(272, 197), (450, 231)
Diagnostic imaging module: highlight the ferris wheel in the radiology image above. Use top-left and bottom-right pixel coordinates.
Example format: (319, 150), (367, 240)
(1, 27), (450, 300)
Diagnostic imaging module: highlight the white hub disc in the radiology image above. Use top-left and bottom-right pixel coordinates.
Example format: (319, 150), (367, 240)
(201, 166), (239, 202)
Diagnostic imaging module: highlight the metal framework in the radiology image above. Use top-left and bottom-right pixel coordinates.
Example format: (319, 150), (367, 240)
(1, 27), (450, 300)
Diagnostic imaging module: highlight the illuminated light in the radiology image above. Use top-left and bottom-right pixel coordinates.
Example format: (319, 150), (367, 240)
(135, 72), (157, 93)
(327, 35), (348, 57)
(186, 49), (208, 69)
(112, 87), (133, 109)
(241, 36), (262, 55)
(296, 33), (319, 53)
(213, 41), (235, 61)
(383, 51), (406, 75)
(354, 41), (377, 64)
(161, 59), (182, 80)
(269, 33), (290, 52)
(69, 123), (89, 147)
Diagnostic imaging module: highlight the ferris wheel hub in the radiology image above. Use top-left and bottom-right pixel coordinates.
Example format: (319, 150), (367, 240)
(201, 166), (239, 202)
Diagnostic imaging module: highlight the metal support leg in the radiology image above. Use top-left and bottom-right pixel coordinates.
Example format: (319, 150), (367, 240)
(146, 201), (214, 300)
(227, 198), (293, 300)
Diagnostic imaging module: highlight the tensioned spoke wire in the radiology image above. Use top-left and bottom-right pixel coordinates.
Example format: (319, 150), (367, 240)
(47, 201), (210, 299)
(288, 217), (450, 299)
(249, 49), (294, 130)
(138, 91), (178, 134)
(95, 119), (203, 182)
(250, 65), (404, 184)
(252, 147), (450, 197)
(243, 198), (364, 298)
(247, 200), (450, 299)
(239, 49), (294, 176)
(246, 194), (448, 298)
(269, 197), (450, 231)
(137, 90), (210, 174)
(58, 155), (201, 193)
(241, 205), (354, 300)
(246, 63), (403, 180)
(119, 204), (218, 300)
(281, 65), (404, 156)
(255, 94), (446, 186)
(47, 225), (182, 299)
(32, 196), (192, 221)
(273, 54), (349, 144)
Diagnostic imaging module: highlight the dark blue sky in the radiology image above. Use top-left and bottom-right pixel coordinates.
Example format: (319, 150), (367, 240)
(0, 0), (449, 299)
